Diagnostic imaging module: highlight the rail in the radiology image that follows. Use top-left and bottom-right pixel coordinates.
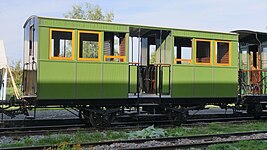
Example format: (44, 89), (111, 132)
(5, 130), (267, 150)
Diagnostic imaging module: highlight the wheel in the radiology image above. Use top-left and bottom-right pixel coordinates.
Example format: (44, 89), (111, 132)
(168, 110), (188, 126)
(89, 107), (116, 128)
(247, 104), (262, 119)
(79, 107), (92, 126)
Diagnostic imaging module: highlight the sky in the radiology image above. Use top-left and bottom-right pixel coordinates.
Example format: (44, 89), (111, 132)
(0, 0), (267, 62)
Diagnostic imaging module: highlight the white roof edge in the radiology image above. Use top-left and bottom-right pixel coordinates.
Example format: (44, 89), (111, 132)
(0, 40), (8, 68)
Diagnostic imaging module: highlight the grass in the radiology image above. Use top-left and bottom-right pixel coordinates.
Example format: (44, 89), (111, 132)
(165, 121), (267, 137)
(208, 140), (267, 150)
(0, 131), (128, 148)
(1, 121), (267, 148)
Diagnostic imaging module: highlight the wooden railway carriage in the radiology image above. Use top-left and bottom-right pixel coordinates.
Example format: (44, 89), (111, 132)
(22, 16), (239, 127)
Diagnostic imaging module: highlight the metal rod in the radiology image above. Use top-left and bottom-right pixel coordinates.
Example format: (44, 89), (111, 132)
(131, 37), (134, 63)
(1, 69), (3, 122)
(137, 28), (141, 114)
(159, 30), (162, 99)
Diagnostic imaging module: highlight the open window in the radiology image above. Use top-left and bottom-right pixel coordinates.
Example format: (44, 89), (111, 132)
(174, 37), (192, 64)
(196, 40), (211, 64)
(216, 41), (230, 65)
(104, 32), (126, 62)
(50, 29), (74, 60)
(78, 31), (101, 61)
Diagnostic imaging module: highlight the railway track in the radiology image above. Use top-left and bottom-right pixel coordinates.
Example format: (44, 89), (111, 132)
(0, 115), (265, 141)
(0, 114), (265, 133)
(0, 118), (82, 128)
(2, 130), (267, 150)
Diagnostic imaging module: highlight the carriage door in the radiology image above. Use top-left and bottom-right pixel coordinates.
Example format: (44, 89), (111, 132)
(139, 36), (158, 94)
(128, 28), (171, 97)
(23, 18), (38, 96)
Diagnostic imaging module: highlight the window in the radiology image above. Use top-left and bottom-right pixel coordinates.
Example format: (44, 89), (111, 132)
(216, 41), (230, 65)
(79, 31), (101, 61)
(29, 26), (34, 56)
(104, 32), (126, 62)
(196, 40), (211, 64)
(174, 37), (192, 64)
(50, 29), (74, 60)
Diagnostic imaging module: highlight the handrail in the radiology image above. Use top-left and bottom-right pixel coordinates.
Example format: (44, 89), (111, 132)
(154, 64), (171, 67)
(239, 69), (267, 72)
(129, 62), (140, 65)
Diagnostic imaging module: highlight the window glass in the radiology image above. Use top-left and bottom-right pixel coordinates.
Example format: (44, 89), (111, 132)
(79, 32), (99, 59)
(51, 30), (73, 58)
(217, 42), (229, 64)
(196, 41), (210, 63)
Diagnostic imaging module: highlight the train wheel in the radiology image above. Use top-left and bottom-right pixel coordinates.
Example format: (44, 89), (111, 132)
(247, 104), (262, 119)
(89, 107), (115, 128)
(79, 107), (92, 126)
(168, 110), (188, 126)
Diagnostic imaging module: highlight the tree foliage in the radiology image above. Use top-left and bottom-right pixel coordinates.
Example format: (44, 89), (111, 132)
(64, 2), (114, 58)
(64, 2), (114, 22)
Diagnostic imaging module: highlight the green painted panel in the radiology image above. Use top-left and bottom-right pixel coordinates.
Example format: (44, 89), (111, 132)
(263, 72), (267, 94)
(213, 67), (238, 97)
(231, 42), (238, 67)
(194, 67), (213, 97)
(39, 18), (128, 32)
(162, 67), (170, 94)
(76, 63), (101, 99)
(39, 27), (49, 60)
(102, 63), (128, 98)
(155, 35), (173, 64)
(129, 66), (137, 93)
(172, 65), (194, 97)
(38, 61), (75, 99)
(172, 30), (238, 41)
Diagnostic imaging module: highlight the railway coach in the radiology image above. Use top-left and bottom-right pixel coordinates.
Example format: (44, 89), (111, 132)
(4, 15), (265, 128)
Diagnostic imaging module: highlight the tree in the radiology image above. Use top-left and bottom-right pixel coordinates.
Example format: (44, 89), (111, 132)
(64, 2), (114, 22)
(64, 2), (114, 58)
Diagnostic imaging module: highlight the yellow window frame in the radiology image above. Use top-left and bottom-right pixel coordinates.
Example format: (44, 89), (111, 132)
(215, 40), (231, 66)
(49, 28), (75, 60)
(195, 39), (212, 65)
(104, 55), (126, 62)
(174, 59), (192, 64)
(78, 30), (102, 61)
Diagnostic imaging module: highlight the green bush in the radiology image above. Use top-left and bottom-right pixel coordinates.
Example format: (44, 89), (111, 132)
(128, 125), (166, 139)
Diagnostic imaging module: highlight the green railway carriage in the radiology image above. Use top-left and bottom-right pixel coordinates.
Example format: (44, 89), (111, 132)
(22, 16), (239, 127)
(23, 16), (238, 103)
